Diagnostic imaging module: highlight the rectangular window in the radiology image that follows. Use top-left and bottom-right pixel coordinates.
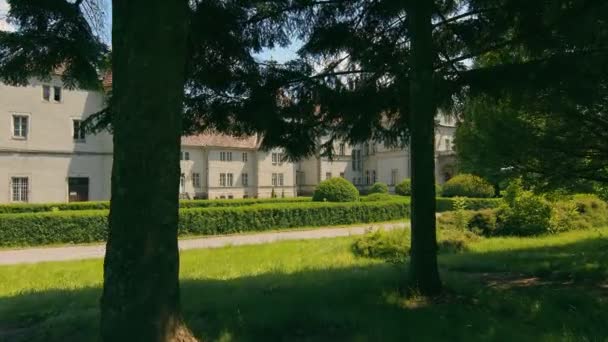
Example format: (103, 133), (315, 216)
(340, 172), (345, 178)
(391, 169), (399, 186)
(242, 152), (248, 162)
(352, 149), (357, 170)
(242, 173), (248, 186)
(12, 115), (28, 139)
(53, 86), (62, 102)
(227, 173), (234, 187)
(220, 151), (232, 161)
(11, 177), (29, 202)
(272, 173), (278, 186)
(445, 138), (451, 151)
(339, 143), (345, 156)
(220, 173), (226, 187)
(42, 85), (51, 101)
(72, 119), (86, 142)
(372, 170), (377, 184)
(192, 173), (201, 188)
(366, 170), (370, 185)
(326, 172), (332, 180)
(185, 152), (190, 160)
(278, 173), (284, 186)
(180, 173), (185, 192)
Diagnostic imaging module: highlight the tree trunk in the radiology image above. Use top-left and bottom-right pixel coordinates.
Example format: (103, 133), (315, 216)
(407, 0), (442, 295)
(100, 1), (196, 341)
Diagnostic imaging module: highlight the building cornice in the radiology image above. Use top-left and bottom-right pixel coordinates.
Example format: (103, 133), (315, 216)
(0, 148), (112, 157)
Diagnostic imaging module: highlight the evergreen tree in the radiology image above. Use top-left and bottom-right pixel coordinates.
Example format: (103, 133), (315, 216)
(272, 0), (608, 294)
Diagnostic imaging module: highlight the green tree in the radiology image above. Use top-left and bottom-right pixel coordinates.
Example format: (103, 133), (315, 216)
(1, 0), (296, 340)
(276, 0), (608, 294)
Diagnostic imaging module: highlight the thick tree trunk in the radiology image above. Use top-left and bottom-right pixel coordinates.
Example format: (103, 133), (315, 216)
(100, 1), (196, 341)
(407, 0), (442, 295)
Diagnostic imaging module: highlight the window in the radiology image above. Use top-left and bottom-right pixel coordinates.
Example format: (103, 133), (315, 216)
(272, 152), (283, 165)
(53, 86), (62, 102)
(352, 149), (362, 171)
(271, 173), (278, 186)
(445, 138), (451, 151)
(242, 173), (248, 186)
(12, 115), (28, 139)
(366, 170), (370, 185)
(192, 173), (201, 188)
(340, 172), (345, 178)
(372, 170), (377, 183)
(180, 151), (190, 161)
(11, 177), (29, 202)
(391, 169), (399, 186)
(278, 173), (284, 186)
(72, 119), (86, 142)
(326, 172), (332, 180)
(339, 143), (345, 156)
(220, 151), (232, 161)
(42, 85), (51, 101)
(219, 173), (233, 187)
(180, 173), (185, 192)
(242, 152), (248, 162)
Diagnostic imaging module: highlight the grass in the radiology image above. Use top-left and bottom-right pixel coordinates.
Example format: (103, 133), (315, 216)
(1, 230), (607, 341)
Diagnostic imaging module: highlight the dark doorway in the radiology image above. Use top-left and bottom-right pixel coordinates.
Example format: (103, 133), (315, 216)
(68, 177), (89, 202)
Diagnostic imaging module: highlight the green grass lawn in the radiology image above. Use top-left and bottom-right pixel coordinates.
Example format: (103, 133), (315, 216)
(1, 230), (607, 341)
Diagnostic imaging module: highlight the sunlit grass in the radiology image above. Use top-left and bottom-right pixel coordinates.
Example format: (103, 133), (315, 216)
(1, 230), (607, 341)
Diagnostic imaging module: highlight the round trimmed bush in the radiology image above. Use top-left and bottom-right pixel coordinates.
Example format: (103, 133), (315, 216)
(395, 178), (443, 197)
(395, 179), (411, 196)
(312, 177), (360, 202)
(442, 174), (494, 198)
(369, 182), (389, 194)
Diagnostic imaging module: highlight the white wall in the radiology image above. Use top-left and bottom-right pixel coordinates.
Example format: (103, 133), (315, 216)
(0, 153), (112, 203)
(0, 77), (113, 154)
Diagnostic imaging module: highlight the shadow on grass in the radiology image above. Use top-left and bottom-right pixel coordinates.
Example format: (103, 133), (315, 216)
(1, 237), (608, 341)
(440, 233), (608, 284)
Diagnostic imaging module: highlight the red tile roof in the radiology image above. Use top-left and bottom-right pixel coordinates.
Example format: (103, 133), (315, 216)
(181, 132), (260, 149)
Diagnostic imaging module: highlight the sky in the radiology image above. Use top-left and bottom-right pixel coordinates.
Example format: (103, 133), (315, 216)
(0, 0), (11, 31)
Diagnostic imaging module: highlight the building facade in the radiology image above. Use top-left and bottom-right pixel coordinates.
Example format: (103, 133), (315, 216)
(296, 115), (457, 195)
(0, 79), (455, 203)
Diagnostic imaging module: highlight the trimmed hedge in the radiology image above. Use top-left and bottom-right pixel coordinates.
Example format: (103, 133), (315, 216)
(0, 197), (312, 215)
(442, 174), (494, 198)
(436, 197), (501, 211)
(369, 182), (389, 194)
(312, 178), (360, 202)
(0, 200), (409, 247)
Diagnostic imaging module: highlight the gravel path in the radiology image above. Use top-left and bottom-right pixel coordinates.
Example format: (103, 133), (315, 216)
(0, 222), (408, 265)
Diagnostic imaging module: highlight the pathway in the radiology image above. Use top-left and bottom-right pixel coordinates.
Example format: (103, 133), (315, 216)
(0, 222), (408, 265)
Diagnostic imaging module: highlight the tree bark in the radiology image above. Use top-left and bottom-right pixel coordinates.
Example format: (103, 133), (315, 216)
(100, 1), (196, 341)
(407, 0), (442, 295)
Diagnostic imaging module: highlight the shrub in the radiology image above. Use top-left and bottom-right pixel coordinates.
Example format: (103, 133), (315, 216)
(441, 174), (494, 198)
(0, 200), (409, 247)
(369, 182), (389, 194)
(467, 209), (498, 236)
(436, 197), (501, 212)
(352, 229), (410, 264)
(395, 179), (411, 196)
(395, 178), (442, 196)
(495, 192), (552, 236)
(312, 177), (360, 202)
(352, 227), (478, 263)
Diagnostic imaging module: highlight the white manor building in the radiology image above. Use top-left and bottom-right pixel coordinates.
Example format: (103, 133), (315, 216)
(0, 77), (455, 203)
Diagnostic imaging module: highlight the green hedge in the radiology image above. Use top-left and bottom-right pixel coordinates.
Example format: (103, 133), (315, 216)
(436, 197), (501, 212)
(0, 200), (409, 247)
(0, 197), (312, 215)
